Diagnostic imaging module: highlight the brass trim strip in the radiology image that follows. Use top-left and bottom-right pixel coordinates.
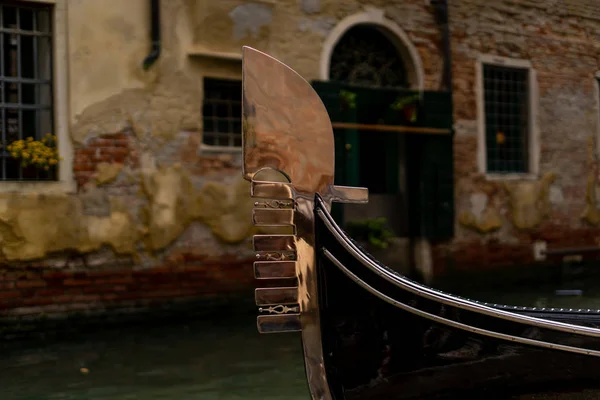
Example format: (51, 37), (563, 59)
(257, 313), (302, 334)
(322, 249), (600, 358)
(316, 205), (600, 338)
(331, 122), (451, 135)
(251, 181), (295, 199)
(253, 209), (295, 226)
(255, 287), (298, 306)
(253, 235), (296, 251)
(254, 261), (297, 279)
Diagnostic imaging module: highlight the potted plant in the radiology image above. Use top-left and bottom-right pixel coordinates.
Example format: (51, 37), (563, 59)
(345, 217), (394, 250)
(7, 133), (61, 177)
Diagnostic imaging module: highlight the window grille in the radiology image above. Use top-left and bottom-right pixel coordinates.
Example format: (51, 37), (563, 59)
(329, 24), (408, 89)
(202, 78), (242, 148)
(483, 64), (530, 174)
(0, 2), (54, 181)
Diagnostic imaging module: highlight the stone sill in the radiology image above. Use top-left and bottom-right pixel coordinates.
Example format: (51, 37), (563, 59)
(484, 173), (539, 181)
(199, 144), (242, 154)
(0, 179), (76, 194)
(187, 47), (242, 62)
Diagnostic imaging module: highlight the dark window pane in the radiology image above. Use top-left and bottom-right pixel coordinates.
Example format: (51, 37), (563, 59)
(201, 78), (242, 147)
(483, 64), (529, 174)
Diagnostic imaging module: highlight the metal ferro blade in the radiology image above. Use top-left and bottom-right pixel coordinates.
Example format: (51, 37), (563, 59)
(242, 46), (367, 400)
(241, 46), (334, 195)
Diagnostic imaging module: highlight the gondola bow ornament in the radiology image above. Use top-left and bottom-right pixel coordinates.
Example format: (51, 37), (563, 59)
(242, 46), (600, 400)
(242, 46), (368, 400)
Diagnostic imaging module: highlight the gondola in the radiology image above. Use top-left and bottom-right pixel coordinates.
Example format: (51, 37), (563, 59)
(241, 46), (600, 399)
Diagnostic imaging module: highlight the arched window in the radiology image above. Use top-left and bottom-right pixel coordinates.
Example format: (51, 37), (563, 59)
(329, 24), (409, 89)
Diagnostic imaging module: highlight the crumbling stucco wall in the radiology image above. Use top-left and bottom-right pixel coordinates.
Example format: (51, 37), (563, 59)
(4, 0), (599, 280)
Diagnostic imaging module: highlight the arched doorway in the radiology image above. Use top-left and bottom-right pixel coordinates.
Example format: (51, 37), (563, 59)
(328, 24), (411, 244)
(312, 11), (454, 281)
(329, 24), (410, 89)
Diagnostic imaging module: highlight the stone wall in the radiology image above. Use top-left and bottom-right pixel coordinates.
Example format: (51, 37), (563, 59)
(436, 0), (600, 277)
(3, 0), (600, 323)
(0, 0), (442, 322)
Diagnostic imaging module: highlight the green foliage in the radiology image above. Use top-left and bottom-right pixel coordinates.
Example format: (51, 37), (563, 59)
(389, 94), (420, 111)
(339, 90), (357, 109)
(345, 218), (394, 249)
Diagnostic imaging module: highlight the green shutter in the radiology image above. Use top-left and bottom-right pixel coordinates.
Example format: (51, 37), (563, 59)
(312, 81), (360, 222)
(311, 81), (455, 239)
(407, 132), (454, 239)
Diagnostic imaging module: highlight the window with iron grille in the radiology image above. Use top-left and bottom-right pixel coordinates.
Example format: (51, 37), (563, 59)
(483, 64), (530, 174)
(202, 78), (242, 148)
(0, 2), (54, 181)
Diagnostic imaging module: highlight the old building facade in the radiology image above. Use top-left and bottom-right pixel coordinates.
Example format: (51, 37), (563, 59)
(0, 0), (599, 322)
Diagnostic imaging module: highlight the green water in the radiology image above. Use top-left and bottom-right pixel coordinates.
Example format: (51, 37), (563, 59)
(2, 276), (600, 400)
(0, 314), (308, 400)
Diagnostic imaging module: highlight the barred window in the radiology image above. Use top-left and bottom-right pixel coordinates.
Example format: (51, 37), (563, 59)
(483, 64), (530, 174)
(202, 78), (242, 148)
(0, 2), (55, 181)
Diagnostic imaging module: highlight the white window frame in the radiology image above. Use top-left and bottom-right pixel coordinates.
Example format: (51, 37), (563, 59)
(476, 54), (540, 180)
(0, 0), (74, 194)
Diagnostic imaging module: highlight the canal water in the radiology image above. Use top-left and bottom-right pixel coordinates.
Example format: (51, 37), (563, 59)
(0, 312), (309, 400)
(2, 276), (600, 400)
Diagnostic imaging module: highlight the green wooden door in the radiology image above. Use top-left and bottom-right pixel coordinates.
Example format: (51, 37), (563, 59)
(311, 81), (454, 239)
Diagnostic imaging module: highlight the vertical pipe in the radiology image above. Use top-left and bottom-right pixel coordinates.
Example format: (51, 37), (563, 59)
(142, 0), (161, 70)
(432, 0), (453, 92)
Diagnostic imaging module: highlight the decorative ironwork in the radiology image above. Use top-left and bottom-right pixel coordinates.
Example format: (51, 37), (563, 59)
(329, 24), (408, 88)
(255, 251), (296, 261)
(254, 200), (294, 209)
(259, 305), (300, 315)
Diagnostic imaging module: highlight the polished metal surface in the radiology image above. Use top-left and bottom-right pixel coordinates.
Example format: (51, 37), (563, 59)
(322, 248), (600, 358)
(257, 314), (302, 334)
(255, 287), (299, 306)
(254, 261), (297, 280)
(242, 46), (368, 400)
(316, 204), (600, 338)
(253, 235), (297, 252)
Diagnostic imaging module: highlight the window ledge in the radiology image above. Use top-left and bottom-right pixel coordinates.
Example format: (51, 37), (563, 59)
(199, 144), (242, 154)
(484, 173), (539, 181)
(0, 180), (76, 195)
(187, 47), (242, 62)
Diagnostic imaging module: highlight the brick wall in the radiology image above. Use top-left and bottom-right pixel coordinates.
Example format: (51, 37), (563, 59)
(0, 257), (256, 323)
(438, 0), (600, 276)
(74, 132), (138, 189)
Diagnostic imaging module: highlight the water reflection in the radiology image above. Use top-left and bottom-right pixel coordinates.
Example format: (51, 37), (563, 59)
(4, 278), (600, 400)
(0, 313), (308, 400)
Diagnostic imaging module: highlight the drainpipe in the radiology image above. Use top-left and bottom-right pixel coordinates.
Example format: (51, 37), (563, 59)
(432, 0), (453, 91)
(142, 0), (161, 70)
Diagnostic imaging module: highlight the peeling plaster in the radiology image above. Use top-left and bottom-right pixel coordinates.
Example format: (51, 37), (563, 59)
(229, 3), (273, 41)
(504, 172), (556, 230)
(96, 162), (123, 185)
(300, 0), (321, 14)
(582, 173), (600, 225)
(298, 17), (336, 36)
(0, 195), (139, 262)
(458, 192), (503, 233)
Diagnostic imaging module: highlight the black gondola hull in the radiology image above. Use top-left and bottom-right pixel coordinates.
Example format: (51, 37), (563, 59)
(315, 198), (600, 399)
